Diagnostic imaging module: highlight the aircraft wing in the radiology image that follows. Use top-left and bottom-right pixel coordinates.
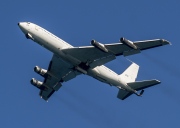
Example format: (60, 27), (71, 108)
(106, 39), (170, 56)
(134, 39), (170, 50)
(39, 54), (81, 101)
(62, 46), (116, 68)
(61, 39), (170, 68)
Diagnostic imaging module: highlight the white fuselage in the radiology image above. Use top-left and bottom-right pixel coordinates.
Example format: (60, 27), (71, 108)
(18, 22), (128, 90)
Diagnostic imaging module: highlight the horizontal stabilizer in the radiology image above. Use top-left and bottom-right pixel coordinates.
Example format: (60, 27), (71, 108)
(117, 79), (160, 100)
(127, 79), (161, 91)
(117, 89), (132, 100)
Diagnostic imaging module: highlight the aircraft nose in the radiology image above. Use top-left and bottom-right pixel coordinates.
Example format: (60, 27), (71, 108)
(18, 22), (25, 32)
(18, 22), (23, 29)
(18, 22), (21, 26)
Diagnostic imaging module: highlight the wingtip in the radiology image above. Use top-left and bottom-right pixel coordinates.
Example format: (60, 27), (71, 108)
(161, 39), (172, 45)
(158, 80), (161, 84)
(155, 79), (161, 84)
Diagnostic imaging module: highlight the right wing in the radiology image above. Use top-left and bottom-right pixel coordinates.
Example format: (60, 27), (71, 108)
(39, 54), (81, 101)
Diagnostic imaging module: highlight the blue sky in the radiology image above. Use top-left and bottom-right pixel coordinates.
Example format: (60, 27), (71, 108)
(0, 0), (180, 127)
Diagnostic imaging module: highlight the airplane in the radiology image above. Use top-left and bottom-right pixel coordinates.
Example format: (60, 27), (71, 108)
(18, 22), (170, 101)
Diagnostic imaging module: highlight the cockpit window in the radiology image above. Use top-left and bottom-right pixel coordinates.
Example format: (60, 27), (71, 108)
(26, 22), (30, 26)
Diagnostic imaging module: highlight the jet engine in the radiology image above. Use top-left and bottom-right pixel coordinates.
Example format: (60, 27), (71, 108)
(30, 78), (47, 90)
(34, 66), (47, 77)
(120, 37), (138, 50)
(91, 40), (108, 53)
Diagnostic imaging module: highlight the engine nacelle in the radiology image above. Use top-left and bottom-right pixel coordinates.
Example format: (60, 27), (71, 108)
(91, 40), (108, 53)
(30, 78), (47, 90)
(34, 66), (47, 77)
(120, 37), (138, 50)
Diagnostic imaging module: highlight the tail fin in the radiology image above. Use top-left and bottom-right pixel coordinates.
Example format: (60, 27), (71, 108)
(119, 63), (139, 83)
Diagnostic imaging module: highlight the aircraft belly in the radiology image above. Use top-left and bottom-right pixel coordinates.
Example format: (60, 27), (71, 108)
(87, 67), (120, 86)
(36, 38), (59, 53)
(31, 28), (67, 53)
(33, 33), (125, 88)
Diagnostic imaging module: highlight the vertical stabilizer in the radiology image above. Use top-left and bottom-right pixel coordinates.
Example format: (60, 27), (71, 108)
(119, 63), (139, 83)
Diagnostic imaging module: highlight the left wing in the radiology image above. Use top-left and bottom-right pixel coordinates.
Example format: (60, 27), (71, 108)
(39, 54), (81, 101)
(62, 39), (170, 68)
